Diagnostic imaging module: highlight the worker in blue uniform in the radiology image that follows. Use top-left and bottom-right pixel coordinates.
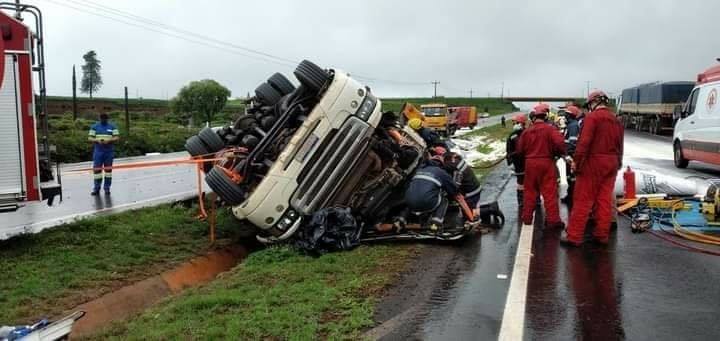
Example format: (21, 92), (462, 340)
(88, 113), (120, 195)
(408, 118), (449, 149)
(404, 154), (459, 230)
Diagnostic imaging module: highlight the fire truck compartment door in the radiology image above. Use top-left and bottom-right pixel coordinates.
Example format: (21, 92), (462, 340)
(0, 55), (25, 199)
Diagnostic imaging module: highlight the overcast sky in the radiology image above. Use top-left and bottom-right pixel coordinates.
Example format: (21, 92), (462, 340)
(24, 0), (719, 99)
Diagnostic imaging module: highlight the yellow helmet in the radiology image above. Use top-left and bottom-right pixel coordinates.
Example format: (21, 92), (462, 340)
(408, 118), (423, 130)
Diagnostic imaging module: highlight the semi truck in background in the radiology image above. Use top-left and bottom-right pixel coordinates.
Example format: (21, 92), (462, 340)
(618, 81), (694, 135)
(0, 3), (61, 211)
(673, 61), (720, 168)
(449, 106), (477, 130)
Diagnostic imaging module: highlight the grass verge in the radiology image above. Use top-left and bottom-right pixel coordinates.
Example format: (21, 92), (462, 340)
(93, 244), (415, 340)
(0, 204), (241, 324)
(460, 123), (513, 180)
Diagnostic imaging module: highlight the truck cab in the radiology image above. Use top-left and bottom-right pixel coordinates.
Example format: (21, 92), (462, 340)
(673, 63), (720, 168)
(420, 103), (452, 136)
(187, 61), (426, 243)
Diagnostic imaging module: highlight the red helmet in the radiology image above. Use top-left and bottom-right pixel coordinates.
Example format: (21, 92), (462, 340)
(565, 105), (581, 118)
(431, 146), (447, 156)
(585, 90), (609, 108)
(512, 113), (527, 124)
(533, 103), (550, 116)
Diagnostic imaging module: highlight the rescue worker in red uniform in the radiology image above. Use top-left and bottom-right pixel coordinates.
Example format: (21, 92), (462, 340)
(517, 103), (566, 228)
(562, 91), (624, 246)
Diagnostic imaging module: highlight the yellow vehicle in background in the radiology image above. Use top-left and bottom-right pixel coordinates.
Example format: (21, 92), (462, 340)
(420, 103), (453, 136)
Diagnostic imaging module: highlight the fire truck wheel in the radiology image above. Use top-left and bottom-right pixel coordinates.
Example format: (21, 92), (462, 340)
(199, 127), (225, 152)
(255, 82), (283, 106)
(185, 135), (209, 157)
(294, 60), (330, 93)
(206, 165), (246, 205)
(267, 72), (296, 95)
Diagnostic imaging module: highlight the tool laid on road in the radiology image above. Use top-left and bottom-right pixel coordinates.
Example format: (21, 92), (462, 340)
(700, 179), (720, 223)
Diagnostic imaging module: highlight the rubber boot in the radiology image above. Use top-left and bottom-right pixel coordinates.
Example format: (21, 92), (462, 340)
(478, 201), (505, 227)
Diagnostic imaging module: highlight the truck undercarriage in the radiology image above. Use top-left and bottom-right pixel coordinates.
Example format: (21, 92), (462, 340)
(184, 60), (503, 248)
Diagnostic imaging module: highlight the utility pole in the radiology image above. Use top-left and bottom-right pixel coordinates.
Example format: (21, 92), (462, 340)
(431, 81), (440, 98)
(586, 81), (591, 96)
(501, 82), (505, 100)
(468, 89), (473, 98)
(72, 65), (77, 121)
(124, 86), (130, 136)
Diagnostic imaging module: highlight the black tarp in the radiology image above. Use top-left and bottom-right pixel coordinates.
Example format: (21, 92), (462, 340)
(293, 207), (362, 254)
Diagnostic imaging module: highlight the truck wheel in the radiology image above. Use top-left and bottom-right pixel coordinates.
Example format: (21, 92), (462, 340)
(198, 127), (225, 152)
(674, 142), (689, 169)
(294, 60), (330, 93)
(255, 83), (283, 106)
(206, 166), (246, 205)
(235, 115), (259, 130)
(185, 135), (208, 157)
(267, 73), (296, 95)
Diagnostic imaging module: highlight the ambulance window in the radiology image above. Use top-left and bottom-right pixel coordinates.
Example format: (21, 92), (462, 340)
(686, 89), (700, 116)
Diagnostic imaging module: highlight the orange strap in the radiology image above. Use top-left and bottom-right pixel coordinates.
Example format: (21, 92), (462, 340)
(455, 194), (475, 221)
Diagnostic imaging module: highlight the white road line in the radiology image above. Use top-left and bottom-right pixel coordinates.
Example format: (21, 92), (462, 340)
(498, 223), (534, 341)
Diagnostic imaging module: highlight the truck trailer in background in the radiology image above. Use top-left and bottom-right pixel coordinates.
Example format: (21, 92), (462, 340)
(0, 3), (61, 211)
(618, 81), (694, 135)
(448, 106), (477, 130)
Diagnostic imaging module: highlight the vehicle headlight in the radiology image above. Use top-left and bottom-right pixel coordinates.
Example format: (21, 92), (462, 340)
(355, 91), (377, 121)
(274, 208), (300, 231)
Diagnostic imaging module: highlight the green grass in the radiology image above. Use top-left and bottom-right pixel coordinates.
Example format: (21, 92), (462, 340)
(461, 122), (513, 142)
(93, 245), (414, 340)
(462, 123), (513, 180)
(0, 204), (242, 324)
(381, 97), (518, 116)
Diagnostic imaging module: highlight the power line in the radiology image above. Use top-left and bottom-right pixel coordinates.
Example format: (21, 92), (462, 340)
(65, 0), (298, 65)
(45, 0), (430, 87)
(42, 0), (297, 68)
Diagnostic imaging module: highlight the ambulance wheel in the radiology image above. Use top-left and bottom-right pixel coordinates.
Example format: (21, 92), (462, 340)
(255, 82), (283, 106)
(267, 73), (296, 95)
(294, 60), (330, 93)
(674, 141), (688, 169)
(185, 135), (208, 157)
(199, 127), (225, 152)
(206, 166), (246, 205)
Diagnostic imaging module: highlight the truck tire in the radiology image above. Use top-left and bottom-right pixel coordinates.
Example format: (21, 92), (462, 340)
(198, 127), (225, 152)
(294, 60), (330, 93)
(674, 141), (689, 169)
(267, 73), (296, 95)
(235, 115), (258, 130)
(205, 165), (246, 205)
(185, 135), (209, 157)
(255, 82), (283, 106)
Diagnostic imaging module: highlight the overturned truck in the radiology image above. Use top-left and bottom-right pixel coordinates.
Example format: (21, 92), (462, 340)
(185, 61), (498, 247)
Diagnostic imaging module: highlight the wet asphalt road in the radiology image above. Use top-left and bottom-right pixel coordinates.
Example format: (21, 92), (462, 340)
(525, 130), (720, 340)
(381, 129), (720, 340)
(2, 152), (198, 239)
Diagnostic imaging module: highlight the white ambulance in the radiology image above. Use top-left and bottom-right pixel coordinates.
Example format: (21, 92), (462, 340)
(673, 61), (720, 168)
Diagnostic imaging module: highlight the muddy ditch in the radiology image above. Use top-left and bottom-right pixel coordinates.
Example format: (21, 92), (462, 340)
(67, 244), (250, 338)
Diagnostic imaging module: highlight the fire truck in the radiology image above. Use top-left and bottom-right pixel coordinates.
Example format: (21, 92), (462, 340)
(0, 2), (61, 210)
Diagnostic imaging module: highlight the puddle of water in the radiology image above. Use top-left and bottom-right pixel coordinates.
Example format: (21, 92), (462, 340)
(69, 245), (248, 337)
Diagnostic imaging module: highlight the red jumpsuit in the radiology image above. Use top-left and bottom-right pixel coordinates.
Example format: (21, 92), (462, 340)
(566, 107), (624, 244)
(517, 121), (566, 226)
